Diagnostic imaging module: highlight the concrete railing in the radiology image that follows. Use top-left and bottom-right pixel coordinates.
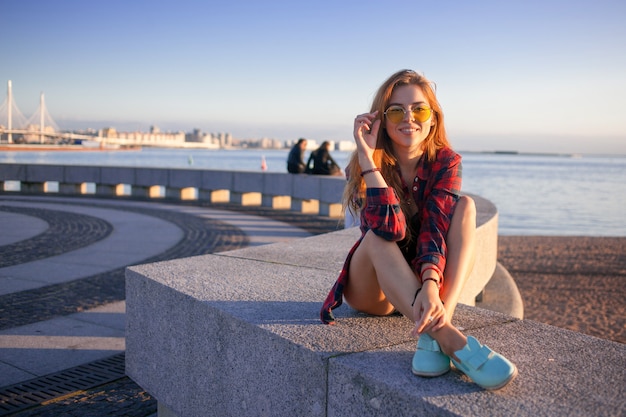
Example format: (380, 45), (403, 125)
(0, 163), (346, 217)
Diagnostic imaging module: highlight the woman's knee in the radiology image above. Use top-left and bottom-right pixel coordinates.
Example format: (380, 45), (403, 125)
(456, 195), (476, 219)
(451, 195), (476, 230)
(359, 229), (397, 253)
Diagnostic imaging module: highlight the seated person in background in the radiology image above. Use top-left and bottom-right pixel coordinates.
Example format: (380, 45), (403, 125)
(287, 138), (308, 173)
(306, 141), (342, 175)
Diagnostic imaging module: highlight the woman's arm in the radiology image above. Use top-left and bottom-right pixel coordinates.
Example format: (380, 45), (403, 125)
(411, 150), (462, 334)
(413, 150), (462, 280)
(353, 111), (406, 241)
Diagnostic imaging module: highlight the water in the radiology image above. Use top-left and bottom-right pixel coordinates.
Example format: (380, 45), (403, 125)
(460, 153), (626, 236)
(1, 148), (625, 236)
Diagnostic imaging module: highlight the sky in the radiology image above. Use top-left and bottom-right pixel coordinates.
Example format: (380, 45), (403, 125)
(1, 0), (625, 154)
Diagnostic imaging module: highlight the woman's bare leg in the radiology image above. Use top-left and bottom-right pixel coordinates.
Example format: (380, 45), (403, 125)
(439, 196), (477, 319)
(344, 230), (467, 356)
(342, 230), (411, 316)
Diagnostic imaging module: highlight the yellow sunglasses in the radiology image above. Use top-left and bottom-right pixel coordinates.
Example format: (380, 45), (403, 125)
(384, 105), (432, 124)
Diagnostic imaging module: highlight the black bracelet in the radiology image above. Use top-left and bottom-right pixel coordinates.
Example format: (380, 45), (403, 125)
(410, 287), (422, 307)
(360, 167), (381, 177)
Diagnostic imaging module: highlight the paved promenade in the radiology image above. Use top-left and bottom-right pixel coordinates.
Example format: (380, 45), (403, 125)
(0, 195), (342, 416)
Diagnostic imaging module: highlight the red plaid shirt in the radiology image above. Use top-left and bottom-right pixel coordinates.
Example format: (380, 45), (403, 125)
(320, 147), (462, 324)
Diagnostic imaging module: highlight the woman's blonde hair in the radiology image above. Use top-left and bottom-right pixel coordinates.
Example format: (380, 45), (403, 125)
(344, 69), (451, 219)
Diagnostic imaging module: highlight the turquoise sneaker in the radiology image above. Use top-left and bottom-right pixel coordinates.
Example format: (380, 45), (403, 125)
(451, 336), (518, 390)
(411, 333), (451, 377)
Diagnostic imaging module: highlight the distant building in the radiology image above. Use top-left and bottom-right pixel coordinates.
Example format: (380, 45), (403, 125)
(336, 140), (357, 151)
(99, 127), (185, 146)
(185, 128), (220, 146)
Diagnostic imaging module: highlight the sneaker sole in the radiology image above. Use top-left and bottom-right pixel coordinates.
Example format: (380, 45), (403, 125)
(411, 367), (451, 378)
(480, 364), (518, 391)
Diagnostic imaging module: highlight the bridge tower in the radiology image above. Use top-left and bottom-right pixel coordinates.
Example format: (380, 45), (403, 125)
(1, 80), (28, 144)
(27, 89), (59, 143)
(7, 80), (13, 143)
(39, 93), (46, 143)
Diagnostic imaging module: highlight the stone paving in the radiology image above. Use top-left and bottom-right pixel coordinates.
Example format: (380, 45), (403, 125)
(0, 202), (248, 331)
(0, 195), (342, 416)
(0, 206), (113, 268)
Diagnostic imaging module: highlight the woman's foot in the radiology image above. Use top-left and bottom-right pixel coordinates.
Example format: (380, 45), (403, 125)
(411, 333), (451, 377)
(450, 336), (518, 390)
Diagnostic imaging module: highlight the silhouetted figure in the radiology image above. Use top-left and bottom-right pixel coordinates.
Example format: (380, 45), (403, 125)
(286, 138), (308, 173)
(306, 141), (341, 175)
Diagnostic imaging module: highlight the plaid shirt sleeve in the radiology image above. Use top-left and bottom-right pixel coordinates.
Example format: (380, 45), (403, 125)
(320, 187), (406, 324)
(360, 187), (406, 241)
(411, 148), (462, 281)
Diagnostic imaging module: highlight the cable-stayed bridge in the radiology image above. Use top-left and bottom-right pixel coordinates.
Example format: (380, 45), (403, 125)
(0, 80), (196, 148)
(0, 81), (245, 149)
(0, 80), (94, 144)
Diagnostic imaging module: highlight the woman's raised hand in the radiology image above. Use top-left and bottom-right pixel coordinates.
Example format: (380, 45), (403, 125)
(353, 111), (380, 160)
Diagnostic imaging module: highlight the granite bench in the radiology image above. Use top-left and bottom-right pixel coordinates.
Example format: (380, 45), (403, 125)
(124, 193), (626, 416)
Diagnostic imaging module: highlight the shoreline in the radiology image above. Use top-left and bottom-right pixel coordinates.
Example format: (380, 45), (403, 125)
(0, 144), (141, 152)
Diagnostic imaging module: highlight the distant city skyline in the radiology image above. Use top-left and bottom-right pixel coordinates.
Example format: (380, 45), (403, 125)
(1, 0), (625, 155)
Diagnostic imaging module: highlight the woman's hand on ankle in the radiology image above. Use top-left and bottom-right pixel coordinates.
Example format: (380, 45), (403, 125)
(410, 282), (446, 337)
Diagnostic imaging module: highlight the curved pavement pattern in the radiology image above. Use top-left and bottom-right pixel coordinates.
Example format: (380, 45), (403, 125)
(0, 195), (325, 416)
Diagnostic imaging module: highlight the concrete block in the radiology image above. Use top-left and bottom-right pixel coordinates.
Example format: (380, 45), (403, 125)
(126, 255), (334, 417)
(201, 170), (233, 190)
(168, 169), (202, 188)
(100, 166), (135, 185)
(232, 172), (263, 193)
(319, 176), (346, 204)
(135, 168), (168, 187)
(26, 165), (64, 182)
(127, 244), (626, 417)
(262, 172), (293, 195)
(262, 194), (291, 209)
(293, 175), (321, 200)
(0, 163), (27, 181)
(64, 165), (100, 183)
(327, 317), (626, 417)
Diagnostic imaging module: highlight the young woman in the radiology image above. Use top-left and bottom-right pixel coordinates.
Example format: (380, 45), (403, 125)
(320, 69), (517, 390)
